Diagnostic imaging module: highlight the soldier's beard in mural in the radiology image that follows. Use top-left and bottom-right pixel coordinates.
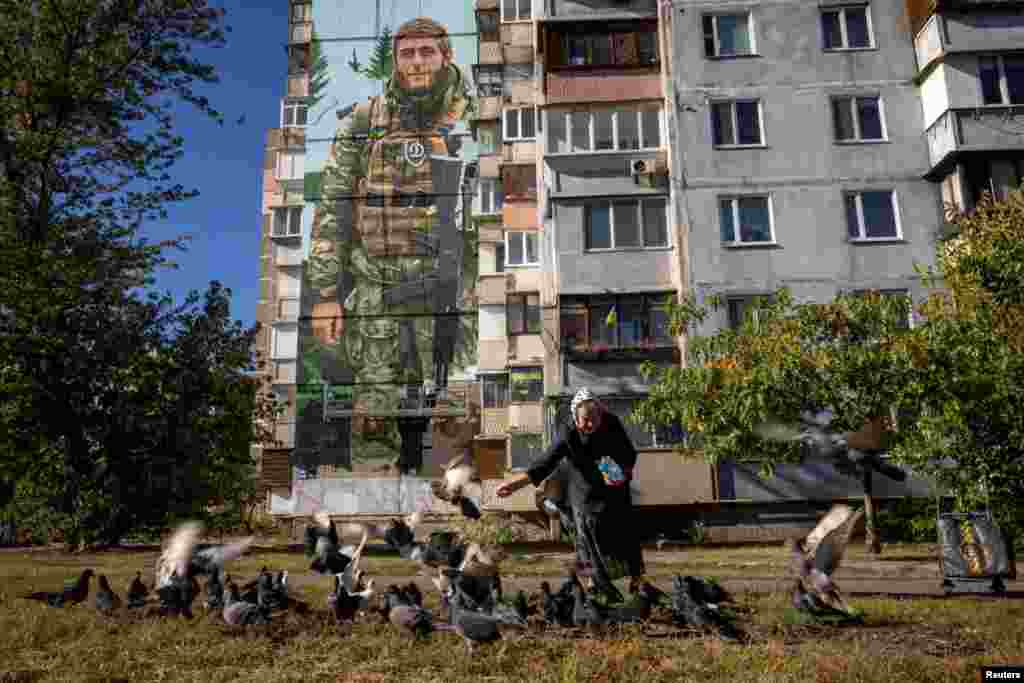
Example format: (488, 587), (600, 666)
(299, 17), (479, 477)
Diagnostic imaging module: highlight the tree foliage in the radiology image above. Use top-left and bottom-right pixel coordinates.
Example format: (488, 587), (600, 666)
(0, 1), (279, 547)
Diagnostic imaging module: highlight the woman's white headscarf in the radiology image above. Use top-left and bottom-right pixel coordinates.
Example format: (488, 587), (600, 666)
(571, 387), (598, 418)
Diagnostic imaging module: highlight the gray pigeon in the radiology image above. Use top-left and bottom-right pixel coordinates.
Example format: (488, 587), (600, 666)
(790, 504), (864, 617)
(389, 604), (442, 639)
(670, 575), (741, 641)
(223, 581), (270, 626)
(127, 572), (148, 608)
(204, 570), (225, 610)
(443, 589), (503, 654)
(541, 580), (574, 627)
(570, 576), (606, 627)
(95, 575), (122, 614)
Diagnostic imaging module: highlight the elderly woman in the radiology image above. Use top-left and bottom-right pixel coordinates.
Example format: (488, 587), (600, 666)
(496, 388), (649, 602)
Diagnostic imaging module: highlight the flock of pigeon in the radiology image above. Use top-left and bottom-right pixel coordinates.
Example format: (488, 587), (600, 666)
(17, 442), (871, 650)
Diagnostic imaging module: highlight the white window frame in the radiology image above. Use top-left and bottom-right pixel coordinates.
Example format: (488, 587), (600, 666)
(821, 5), (875, 51)
(710, 99), (765, 148)
(978, 54), (1024, 106)
(276, 150), (304, 181)
(290, 2), (310, 23)
(281, 100), (308, 128)
(845, 190), (902, 241)
(718, 195), (776, 245)
(501, 0), (532, 22)
(831, 95), (887, 143)
(478, 179), (504, 215)
(584, 198), (670, 251)
(547, 107), (663, 153)
(505, 231), (539, 267)
(703, 12), (756, 58)
(272, 206), (303, 237)
(504, 107), (537, 141)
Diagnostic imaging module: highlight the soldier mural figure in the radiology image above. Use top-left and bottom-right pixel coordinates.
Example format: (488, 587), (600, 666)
(308, 16), (478, 473)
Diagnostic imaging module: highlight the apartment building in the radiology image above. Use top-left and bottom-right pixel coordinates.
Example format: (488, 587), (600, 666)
(663, 0), (938, 509)
(253, 0), (313, 503)
(910, 0), (1024, 214)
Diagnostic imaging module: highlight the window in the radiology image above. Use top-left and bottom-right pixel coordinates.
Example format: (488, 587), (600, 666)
(725, 294), (774, 330)
(719, 196), (773, 244)
(507, 293), (541, 335)
(821, 6), (873, 50)
(478, 126), (500, 154)
(845, 190), (900, 240)
(510, 366), (543, 402)
(711, 100), (763, 147)
(272, 207), (302, 237)
(554, 25), (660, 68)
(547, 107), (662, 153)
(481, 374), (509, 408)
(479, 179), (504, 215)
(478, 12), (499, 37)
(832, 96), (885, 142)
(979, 55), (1024, 105)
(502, 0), (532, 22)
(505, 231), (539, 266)
(287, 45), (309, 74)
(703, 13), (755, 57)
(495, 242), (506, 273)
(502, 165), (537, 200)
(504, 108), (536, 140)
(272, 326), (298, 359)
(282, 100), (308, 128)
(290, 2), (310, 22)
(476, 68), (502, 97)
(560, 293), (674, 352)
(276, 151), (304, 181)
(585, 199), (668, 250)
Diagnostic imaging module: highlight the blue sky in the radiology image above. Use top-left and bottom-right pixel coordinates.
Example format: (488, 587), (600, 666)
(138, 0), (477, 332)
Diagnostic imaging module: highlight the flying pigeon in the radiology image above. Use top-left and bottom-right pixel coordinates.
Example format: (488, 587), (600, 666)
(754, 411), (907, 482)
(670, 575), (742, 641)
(155, 521), (254, 592)
(384, 518), (467, 570)
(430, 453), (483, 519)
(790, 504), (864, 617)
(223, 581), (270, 626)
(20, 569), (94, 608)
(305, 511), (369, 575)
(127, 572), (148, 608)
(95, 575), (122, 614)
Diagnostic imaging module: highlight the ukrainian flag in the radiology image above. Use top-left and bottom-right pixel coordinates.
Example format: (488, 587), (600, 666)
(606, 304), (618, 328)
(368, 127), (387, 141)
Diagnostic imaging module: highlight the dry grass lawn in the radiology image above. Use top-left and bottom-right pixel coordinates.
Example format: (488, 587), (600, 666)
(0, 543), (1020, 682)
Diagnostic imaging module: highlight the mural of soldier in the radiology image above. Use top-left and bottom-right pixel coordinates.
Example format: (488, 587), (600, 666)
(305, 16), (479, 474)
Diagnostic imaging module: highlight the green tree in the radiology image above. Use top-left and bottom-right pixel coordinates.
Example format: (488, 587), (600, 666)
(349, 26), (393, 82)
(634, 289), (917, 553)
(0, 1), (279, 547)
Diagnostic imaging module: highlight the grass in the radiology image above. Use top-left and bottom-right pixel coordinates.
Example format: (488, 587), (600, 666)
(0, 544), (1020, 682)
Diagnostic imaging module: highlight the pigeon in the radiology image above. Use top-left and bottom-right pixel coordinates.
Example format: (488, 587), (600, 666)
(20, 569), (94, 608)
(127, 572), (148, 608)
(442, 588), (504, 654)
(754, 411), (906, 482)
(540, 580), (574, 627)
(155, 570), (197, 619)
(389, 604), (441, 639)
(95, 575), (122, 614)
(385, 519), (468, 570)
(329, 570), (376, 624)
(681, 576), (732, 606)
(223, 581), (270, 626)
(430, 453), (482, 519)
(155, 521), (254, 591)
(460, 542), (506, 579)
(205, 570), (226, 610)
(305, 512), (353, 575)
(671, 575), (742, 641)
(512, 590), (530, 622)
(790, 504), (864, 617)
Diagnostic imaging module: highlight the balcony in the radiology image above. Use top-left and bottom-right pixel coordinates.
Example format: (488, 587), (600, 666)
(478, 273), (510, 304)
(474, 0), (498, 9)
(289, 22), (311, 44)
(546, 70), (662, 105)
(509, 333), (545, 362)
(276, 297), (300, 322)
(272, 359), (297, 384)
(273, 420), (296, 449)
(503, 141), (537, 163)
(500, 23), (534, 63)
(481, 407), (509, 436)
(477, 96), (501, 122)
(479, 40), (503, 65)
(913, 13), (943, 73)
(479, 338), (509, 371)
(509, 403), (544, 433)
(925, 106), (1024, 179)
(478, 154), (501, 178)
(503, 203), (539, 229)
(287, 74), (308, 98)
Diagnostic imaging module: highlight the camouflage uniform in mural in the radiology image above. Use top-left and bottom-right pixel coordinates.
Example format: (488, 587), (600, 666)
(308, 17), (478, 470)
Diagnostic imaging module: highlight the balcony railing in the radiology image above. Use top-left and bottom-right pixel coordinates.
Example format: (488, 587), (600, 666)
(926, 106), (1024, 176)
(481, 407), (509, 436)
(478, 273), (510, 305)
(274, 420), (296, 449)
(546, 70), (662, 104)
(477, 96), (501, 120)
(479, 40), (503, 65)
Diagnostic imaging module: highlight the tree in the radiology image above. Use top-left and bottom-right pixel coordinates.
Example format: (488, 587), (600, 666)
(0, 1), (281, 547)
(633, 289), (918, 553)
(890, 190), (1024, 539)
(349, 26), (393, 82)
